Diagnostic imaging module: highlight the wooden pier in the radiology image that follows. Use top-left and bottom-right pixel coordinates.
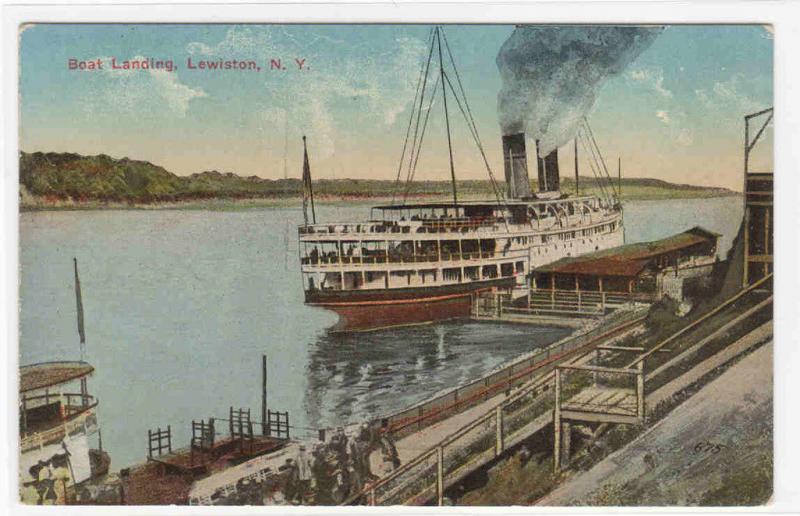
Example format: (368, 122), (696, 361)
(347, 274), (773, 506)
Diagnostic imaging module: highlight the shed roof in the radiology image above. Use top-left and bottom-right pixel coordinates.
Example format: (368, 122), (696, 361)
(536, 226), (719, 278)
(19, 361), (94, 393)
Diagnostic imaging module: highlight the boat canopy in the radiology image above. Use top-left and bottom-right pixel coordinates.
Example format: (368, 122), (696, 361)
(20, 361), (94, 393)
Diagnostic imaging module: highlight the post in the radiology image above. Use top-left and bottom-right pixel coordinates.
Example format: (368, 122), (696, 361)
(436, 446), (444, 506)
(561, 421), (572, 468)
(574, 137), (579, 196)
(599, 277), (606, 312)
(261, 355), (268, 436)
(764, 204), (770, 277)
(80, 378), (88, 407)
(495, 405), (504, 456)
(553, 368), (562, 474)
(636, 360), (645, 423)
(21, 394), (27, 434)
(743, 206), (750, 286)
(618, 156), (622, 198)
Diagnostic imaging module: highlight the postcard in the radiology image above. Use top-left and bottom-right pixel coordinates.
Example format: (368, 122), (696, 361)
(12, 19), (775, 508)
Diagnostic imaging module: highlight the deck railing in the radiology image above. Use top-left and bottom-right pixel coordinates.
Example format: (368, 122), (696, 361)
(300, 250), (517, 266)
(501, 289), (657, 316)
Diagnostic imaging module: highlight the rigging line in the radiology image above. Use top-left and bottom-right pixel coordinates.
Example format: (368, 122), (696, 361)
(406, 70), (440, 183)
(408, 76), (441, 182)
(402, 29), (438, 198)
(436, 26), (459, 209)
(577, 127), (612, 204)
(442, 31), (484, 158)
(441, 30), (506, 205)
(577, 123), (611, 202)
(390, 28), (433, 205)
(402, 75), (441, 203)
(579, 128), (611, 204)
(582, 117), (618, 198)
(441, 70), (509, 214)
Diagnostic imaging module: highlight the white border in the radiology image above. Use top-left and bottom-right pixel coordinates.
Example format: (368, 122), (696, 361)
(2, 1), (799, 515)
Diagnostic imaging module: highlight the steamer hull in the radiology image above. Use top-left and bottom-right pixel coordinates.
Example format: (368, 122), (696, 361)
(306, 278), (515, 332)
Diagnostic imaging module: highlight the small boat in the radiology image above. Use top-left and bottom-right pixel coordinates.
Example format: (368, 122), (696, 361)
(18, 259), (111, 504)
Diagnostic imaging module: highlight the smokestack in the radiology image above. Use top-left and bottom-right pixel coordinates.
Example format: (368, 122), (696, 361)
(502, 133), (532, 198)
(535, 140), (560, 193)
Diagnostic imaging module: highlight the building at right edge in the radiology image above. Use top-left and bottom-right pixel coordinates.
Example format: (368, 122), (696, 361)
(743, 108), (773, 287)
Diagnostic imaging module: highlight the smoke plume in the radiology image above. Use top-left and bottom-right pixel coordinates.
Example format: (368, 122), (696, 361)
(497, 25), (663, 155)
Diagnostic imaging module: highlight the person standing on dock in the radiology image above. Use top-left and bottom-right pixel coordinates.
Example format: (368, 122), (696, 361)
(296, 445), (312, 503)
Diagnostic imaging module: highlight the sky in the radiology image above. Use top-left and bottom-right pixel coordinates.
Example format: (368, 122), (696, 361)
(19, 24), (773, 191)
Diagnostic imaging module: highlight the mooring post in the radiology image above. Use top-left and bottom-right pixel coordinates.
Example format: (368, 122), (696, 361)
(553, 368), (562, 474)
(436, 446), (444, 506)
(495, 405), (504, 456)
(593, 349), (600, 385)
(637, 359), (645, 423)
(261, 354), (267, 436)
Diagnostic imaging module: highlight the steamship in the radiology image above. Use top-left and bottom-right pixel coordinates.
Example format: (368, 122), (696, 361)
(298, 27), (624, 332)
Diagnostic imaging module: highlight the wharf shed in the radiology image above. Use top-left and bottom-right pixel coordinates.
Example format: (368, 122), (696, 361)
(531, 226), (720, 301)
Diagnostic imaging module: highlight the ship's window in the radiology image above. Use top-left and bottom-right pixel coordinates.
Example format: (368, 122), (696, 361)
(440, 240), (460, 259)
(443, 268), (462, 282)
(343, 272), (364, 290)
(420, 269), (437, 284)
(482, 264), (498, 279)
(464, 266), (479, 281)
(515, 261), (525, 273)
(501, 263), (514, 277)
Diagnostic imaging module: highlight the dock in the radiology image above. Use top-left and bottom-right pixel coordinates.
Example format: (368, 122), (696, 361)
(348, 273), (772, 506)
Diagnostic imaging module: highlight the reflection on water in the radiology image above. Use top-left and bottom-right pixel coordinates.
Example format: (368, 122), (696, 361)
(304, 321), (571, 428)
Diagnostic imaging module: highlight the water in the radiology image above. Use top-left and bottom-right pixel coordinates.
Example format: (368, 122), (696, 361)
(18, 197), (742, 468)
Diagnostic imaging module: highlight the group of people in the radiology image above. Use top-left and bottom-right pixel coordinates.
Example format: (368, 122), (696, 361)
(210, 422), (402, 506)
(279, 423), (400, 505)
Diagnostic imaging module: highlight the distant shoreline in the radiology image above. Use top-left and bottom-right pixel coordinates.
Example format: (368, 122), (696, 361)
(20, 190), (740, 212)
(19, 150), (739, 212)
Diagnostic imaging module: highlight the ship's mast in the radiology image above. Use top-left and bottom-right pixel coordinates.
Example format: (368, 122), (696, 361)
(436, 27), (458, 210)
(283, 111), (288, 180)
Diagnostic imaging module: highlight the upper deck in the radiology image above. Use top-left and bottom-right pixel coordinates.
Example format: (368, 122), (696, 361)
(299, 196), (618, 242)
(20, 361), (98, 450)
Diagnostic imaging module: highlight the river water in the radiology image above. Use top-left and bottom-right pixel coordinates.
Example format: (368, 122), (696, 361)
(18, 197), (741, 468)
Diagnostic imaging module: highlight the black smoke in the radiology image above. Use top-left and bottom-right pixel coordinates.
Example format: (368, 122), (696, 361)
(497, 25), (663, 155)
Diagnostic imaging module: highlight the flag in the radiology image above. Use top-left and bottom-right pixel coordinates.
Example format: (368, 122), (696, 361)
(302, 136), (316, 225)
(73, 258), (85, 357)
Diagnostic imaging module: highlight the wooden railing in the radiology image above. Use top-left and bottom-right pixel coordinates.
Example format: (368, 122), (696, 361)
(376, 307), (648, 439)
(349, 275), (773, 506)
(20, 405), (98, 452)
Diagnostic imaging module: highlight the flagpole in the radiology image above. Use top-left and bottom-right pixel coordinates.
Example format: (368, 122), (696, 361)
(73, 258), (86, 361)
(302, 136), (317, 225)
